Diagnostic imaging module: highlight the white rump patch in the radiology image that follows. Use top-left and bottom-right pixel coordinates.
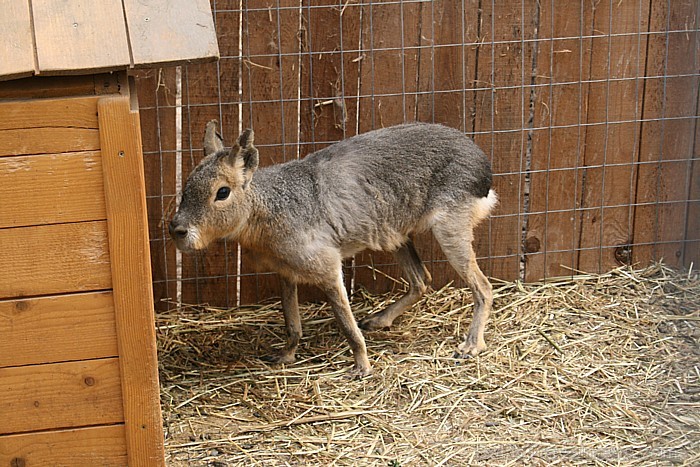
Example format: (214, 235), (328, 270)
(473, 189), (498, 223)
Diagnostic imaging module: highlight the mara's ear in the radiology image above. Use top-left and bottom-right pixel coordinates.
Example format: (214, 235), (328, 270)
(234, 129), (259, 173)
(237, 128), (254, 150)
(203, 120), (225, 157)
(220, 129), (259, 188)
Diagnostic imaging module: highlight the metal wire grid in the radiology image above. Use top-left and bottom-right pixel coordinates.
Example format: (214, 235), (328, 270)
(139, 0), (700, 308)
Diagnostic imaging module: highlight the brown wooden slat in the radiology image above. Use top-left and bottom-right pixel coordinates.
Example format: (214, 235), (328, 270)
(0, 359), (123, 435)
(0, 292), (118, 368)
(633, 0), (699, 269)
(32, 0), (130, 75)
(0, 74), (121, 100)
(526, 1), (653, 280)
(98, 94), (165, 466)
(0, 127), (100, 157)
(0, 425), (127, 467)
(0, 0), (35, 81)
(525, 2), (591, 281)
(334, 1), (387, 297)
(123, 0), (219, 67)
(685, 89), (700, 268)
(0, 95), (101, 152)
(0, 221), (111, 299)
(577, 1), (653, 274)
(338, 1), (367, 135)
(0, 151), (106, 229)
(0, 96), (98, 131)
(285, 2), (354, 302)
(472, 0), (537, 281)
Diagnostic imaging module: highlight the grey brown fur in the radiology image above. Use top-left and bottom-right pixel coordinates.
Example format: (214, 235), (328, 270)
(170, 121), (497, 377)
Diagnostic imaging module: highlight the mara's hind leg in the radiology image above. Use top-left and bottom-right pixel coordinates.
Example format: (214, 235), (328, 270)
(432, 212), (493, 357)
(359, 239), (432, 331)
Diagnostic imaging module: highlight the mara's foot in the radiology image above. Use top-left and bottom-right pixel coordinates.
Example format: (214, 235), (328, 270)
(261, 349), (296, 365)
(358, 314), (392, 331)
(344, 363), (373, 379)
(453, 336), (487, 359)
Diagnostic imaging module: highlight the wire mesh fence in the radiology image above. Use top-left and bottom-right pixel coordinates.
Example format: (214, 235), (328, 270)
(135, 0), (699, 308)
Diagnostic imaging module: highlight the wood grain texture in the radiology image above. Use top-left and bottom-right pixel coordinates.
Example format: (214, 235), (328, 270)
(0, 74), (121, 100)
(0, 151), (106, 229)
(0, 221), (112, 299)
(0, 425), (127, 467)
(686, 88), (700, 268)
(524, 2), (590, 281)
(472, 0), (537, 281)
(0, 0), (35, 81)
(32, 0), (130, 75)
(0, 96), (98, 131)
(0, 358), (123, 435)
(0, 91), (100, 157)
(633, 0), (699, 269)
(0, 127), (100, 157)
(98, 94), (165, 466)
(577, 1), (652, 274)
(124, 0), (219, 67)
(525, 1), (650, 280)
(0, 292), (118, 368)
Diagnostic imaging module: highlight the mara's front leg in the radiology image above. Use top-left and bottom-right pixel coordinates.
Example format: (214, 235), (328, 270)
(319, 268), (372, 378)
(264, 277), (302, 364)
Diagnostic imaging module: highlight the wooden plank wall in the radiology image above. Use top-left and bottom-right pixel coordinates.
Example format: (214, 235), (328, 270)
(0, 81), (165, 465)
(0, 95), (127, 464)
(138, 0), (699, 309)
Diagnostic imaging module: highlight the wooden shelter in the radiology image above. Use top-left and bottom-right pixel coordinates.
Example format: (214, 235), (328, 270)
(0, 1), (218, 465)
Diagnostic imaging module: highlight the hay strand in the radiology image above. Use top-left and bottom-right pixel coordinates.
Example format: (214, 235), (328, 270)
(158, 263), (699, 465)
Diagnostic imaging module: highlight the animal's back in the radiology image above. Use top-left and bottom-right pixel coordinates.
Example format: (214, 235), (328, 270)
(280, 123), (493, 253)
(307, 123), (491, 199)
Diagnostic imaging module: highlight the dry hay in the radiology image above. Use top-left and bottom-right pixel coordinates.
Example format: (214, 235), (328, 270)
(157, 264), (699, 466)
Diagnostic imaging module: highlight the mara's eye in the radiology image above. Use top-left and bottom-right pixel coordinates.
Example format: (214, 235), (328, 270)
(215, 186), (231, 201)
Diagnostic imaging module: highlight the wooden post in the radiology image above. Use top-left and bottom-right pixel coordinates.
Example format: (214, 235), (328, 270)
(98, 88), (165, 466)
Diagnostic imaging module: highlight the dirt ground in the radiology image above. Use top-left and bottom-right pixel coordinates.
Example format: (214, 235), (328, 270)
(157, 264), (699, 466)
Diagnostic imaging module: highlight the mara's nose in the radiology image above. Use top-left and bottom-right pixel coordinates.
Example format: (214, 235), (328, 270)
(169, 220), (188, 239)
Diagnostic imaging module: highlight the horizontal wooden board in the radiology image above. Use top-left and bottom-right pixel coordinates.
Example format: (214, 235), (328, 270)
(0, 425), (127, 466)
(0, 96), (99, 131)
(0, 221), (112, 299)
(0, 127), (100, 157)
(0, 292), (118, 368)
(0, 358), (123, 435)
(0, 151), (106, 229)
(0, 96), (100, 156)
(0, 74), (120, 100)
(0, 0), (35, 81)
(124, 0), (219, 67)
(32, 0), (130, 75)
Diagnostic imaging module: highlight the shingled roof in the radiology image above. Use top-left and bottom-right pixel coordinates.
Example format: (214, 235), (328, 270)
(1, 0), (219, 81)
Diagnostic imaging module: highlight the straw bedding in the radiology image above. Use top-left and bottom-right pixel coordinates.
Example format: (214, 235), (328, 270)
(157, 264), (699, 466)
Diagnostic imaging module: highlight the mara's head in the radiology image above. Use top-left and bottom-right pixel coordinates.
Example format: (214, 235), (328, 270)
(169, 120), (259, 252)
